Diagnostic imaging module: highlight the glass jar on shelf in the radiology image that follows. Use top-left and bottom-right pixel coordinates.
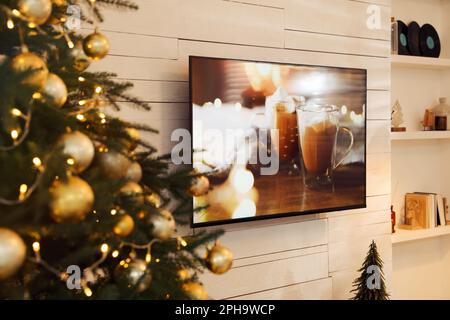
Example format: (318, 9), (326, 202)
(433, 97), (449, 131)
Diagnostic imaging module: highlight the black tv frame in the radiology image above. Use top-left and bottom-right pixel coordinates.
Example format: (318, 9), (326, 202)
(189, 55), (367, 228)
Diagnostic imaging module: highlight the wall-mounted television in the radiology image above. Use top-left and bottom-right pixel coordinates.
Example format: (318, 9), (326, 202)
(190, 56), (367, 227)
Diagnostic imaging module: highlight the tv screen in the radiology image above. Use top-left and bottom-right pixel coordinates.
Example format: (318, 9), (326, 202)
(190, 56), (367, 227)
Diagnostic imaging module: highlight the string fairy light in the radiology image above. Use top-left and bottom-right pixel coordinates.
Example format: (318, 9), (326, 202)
(7, 18), (14, 29)
(83, 287), (93, 297)
(1, 108), (32, 151)
(95, 86), (102, 94)
(28, 240), (114, 298)
(11, 108), (23, 117)
(0, 154), (46, 205)
(10, 129), (19, 140)
(178, 237), (188, 248)
(32, 157), (42, 168)
(145, 251), (152, 263)
(32, 92), (42, 100)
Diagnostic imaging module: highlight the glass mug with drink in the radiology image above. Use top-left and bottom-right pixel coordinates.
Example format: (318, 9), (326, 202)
(271, 101), (299, 163)
(296, 105), (354, 188)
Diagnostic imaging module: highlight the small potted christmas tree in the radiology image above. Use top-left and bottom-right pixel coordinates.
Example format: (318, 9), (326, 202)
(350, 241), (389, 300)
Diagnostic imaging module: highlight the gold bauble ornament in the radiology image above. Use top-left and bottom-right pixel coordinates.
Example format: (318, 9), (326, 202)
(58, 131), (94, 173)
(0, 228), (26, 280)
(122, 128), (140, 151)
(119, 182), (144, 206)
(189, 175), (210, 197)
(18, 0), (52, 25)
(96, 150), (131, 180)
(125, 162), (142, 183)
(182, 282), (209, 300)
(68, 42), (91, 72)
(147, 209), (176, 240)
(49, 176), (94, 223)
(113, 214), (135, 237)
(146, 192), (162, 208)
(41, 73), (67, 108)
(11, 52), (48, 90)
(47, 0), (67, 24)
(83, 32), (110, 60)
(114, 259), (151, 293)
(205, 244), (233, 275)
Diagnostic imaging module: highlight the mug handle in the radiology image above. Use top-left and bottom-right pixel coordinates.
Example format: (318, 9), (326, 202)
(333, 127), (354, 170)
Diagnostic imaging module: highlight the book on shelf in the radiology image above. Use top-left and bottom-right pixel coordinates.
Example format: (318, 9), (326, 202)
(402, 193), (448, 230)
(445, 197), (450, 224)
(437, 195), (446, 227)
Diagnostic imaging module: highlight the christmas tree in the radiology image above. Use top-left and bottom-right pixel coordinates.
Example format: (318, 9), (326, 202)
(350, 240), (389, 300)
(0, 0), (232, 299)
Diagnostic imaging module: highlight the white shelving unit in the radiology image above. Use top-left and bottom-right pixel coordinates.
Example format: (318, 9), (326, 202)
(392, 226), (450, 244)
(391, 131), (450, 141)
(391, 55), (450, 70)
(391, 0), (450, 299)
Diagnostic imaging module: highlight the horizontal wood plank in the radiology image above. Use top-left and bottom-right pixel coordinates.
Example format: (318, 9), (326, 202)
(328, 234), (392, 272)
(91, 40), (390, 91)
(328, 210), (391, 243)
(201, 250), (329, 299)
(229, 277), (333, 300)
(285, 30), (390, 57)
(285, 0), (390, 40)
(209, 219), (328, 260)
(100, 0), (284, 48)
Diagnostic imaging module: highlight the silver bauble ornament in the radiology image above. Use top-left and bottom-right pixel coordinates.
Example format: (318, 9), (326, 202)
(119, 181), (144, 206)
(58, 131), (94, 173)
(125, 162), (142, 182)
(147, 209), (176, 240)
(205, 244), (233, 275)
(18, 0), (52, 25)
(96, 150), (131, 180)
(49, 176), (94, 223)
(114, 259), (151, 292)
(83, 32), (110, 60)
(0, 228), (26, 280)
(68, 42), (91, 72)
(11, 52), (48, 90)
(41, 73), (67, 108)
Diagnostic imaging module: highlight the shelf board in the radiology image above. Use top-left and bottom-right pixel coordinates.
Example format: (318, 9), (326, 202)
(391, 131), (450, 141)
(392, 225), (450, 244)
(391, 55), (450, 70)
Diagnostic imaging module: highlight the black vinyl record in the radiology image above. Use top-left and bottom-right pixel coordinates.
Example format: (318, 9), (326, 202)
(420, 24), (441, 58)
(407, 21), (421, 56)
(397, 20), (409, 55)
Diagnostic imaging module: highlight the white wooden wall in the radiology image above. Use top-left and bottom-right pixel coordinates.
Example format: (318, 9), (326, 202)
(96, 0), (392, 300)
